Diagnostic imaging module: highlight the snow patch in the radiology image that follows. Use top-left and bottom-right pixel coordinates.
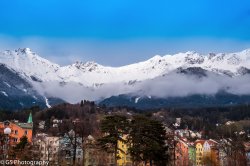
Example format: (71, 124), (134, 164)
(135, 97), (140, 103)
(44, 97), (51, 108)
(1, 91), (8, 97)
(3, 82), (11, 88)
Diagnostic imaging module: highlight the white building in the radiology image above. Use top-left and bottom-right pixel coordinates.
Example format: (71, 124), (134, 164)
(34, 134), (60, 164)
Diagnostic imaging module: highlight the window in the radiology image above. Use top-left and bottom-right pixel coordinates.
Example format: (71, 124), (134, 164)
(13, 138), (18, 142)
(15, 130), (18, 135)
(24, 130), (28, 135)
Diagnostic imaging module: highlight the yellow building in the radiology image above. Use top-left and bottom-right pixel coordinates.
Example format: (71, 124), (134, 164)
(195, 140), (204, 166)
(117, 135), (132, 166)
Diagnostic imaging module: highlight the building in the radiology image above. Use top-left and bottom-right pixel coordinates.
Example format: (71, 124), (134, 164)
(84, 135), (115, 166)
(195, 139), (219, 166)
(203, 141), (211, 160)
(209, 139), (219, 166)
(34, 132), (85, 166)
(195, 140), (204, 166)
(173, 118), (181, 127)
(0, 113), (33, 145)
(38, 121), (45, 130)
(52, 119), (62, 128)
(34, 134), (60, 165)
(117, 135), (132, 166)
(188, 144), (196, 166)
(211, 146), (219, 166)
(59, 131), (83, 166)
(175, 138), (189, 166)
(218, 139), (230, 166)
(244, 142), (250, 166)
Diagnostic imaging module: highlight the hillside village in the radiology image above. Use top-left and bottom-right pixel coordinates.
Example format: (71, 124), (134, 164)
(0, 101), (250, 166)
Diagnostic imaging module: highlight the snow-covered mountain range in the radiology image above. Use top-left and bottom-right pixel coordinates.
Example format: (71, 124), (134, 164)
(1, 48), (250, 85)
(1, 48), (250, 109)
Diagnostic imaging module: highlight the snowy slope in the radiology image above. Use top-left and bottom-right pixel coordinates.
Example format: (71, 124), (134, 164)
(1, 48), (250, 87)
(0, 48), (60, 82)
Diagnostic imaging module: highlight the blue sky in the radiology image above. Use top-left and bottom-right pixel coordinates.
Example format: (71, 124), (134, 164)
(0, 0), (250, 66)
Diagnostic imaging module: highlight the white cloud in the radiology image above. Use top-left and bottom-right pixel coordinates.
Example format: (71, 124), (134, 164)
(31, 70), (250, 103)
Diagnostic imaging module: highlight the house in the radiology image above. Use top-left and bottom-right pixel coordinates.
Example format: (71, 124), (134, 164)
(188, 143), (196, 166)
(195, 139), (219, 166)
(195, 140), (205, 166)
(175, 129), (190, 138)
(244, 142), (250, 166)
(34, 132), (85, 166)
(117, 135), (132, 166)
(211, 145), (219, 166)
(175, 138), (189, 166)
(0, 113), (33, 145)
(59, 131), (83, 165)
(52, 119), (62, 128)
(38, 121), (45, 129)
(218, 139), (232, 166)
(84, 135), (115, 166)
(173, 118), (181, 128)
(34, 134), (60, 165)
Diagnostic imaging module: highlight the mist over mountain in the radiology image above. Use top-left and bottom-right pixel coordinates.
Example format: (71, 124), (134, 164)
(1, 48), (250, 109)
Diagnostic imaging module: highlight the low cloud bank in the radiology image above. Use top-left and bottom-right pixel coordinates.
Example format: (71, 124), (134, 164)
(32, 72), (250, 103)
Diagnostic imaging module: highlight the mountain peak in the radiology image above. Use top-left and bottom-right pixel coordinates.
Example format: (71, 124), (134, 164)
(74, 61), (99, 67)
(15, 48), (32, 54)
(150, 55), (162, 60)
(71, 61), (101, 72)
(83, 61), (99, 66)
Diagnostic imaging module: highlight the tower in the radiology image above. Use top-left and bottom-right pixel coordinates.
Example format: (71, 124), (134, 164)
(27, 112), (33, 123)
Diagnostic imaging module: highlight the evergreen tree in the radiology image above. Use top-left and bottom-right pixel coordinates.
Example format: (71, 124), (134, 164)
(15, 136), (28, 149)
(128, 115), (168, 166)
(98, 115), (129, 166)
(10, 136), (39, 160)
